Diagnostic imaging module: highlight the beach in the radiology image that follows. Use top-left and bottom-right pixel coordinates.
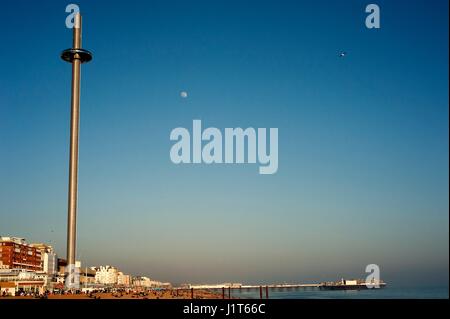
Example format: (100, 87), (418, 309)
(0, 289), (224, 300)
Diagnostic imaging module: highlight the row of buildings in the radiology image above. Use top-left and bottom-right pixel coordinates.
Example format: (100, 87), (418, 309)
(90, 266), (168, 288)
(0, 236), (170, 295)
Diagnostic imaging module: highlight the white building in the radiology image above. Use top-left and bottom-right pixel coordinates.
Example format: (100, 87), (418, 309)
(0, 269), (45, 294)
(43, 252), (57, 276)
(133, 276), (171, 288)
(117, 272), (131, 286)
(29, 243), (57, 275)
(133, 276), (152, 287)
(0, 236), (26, 245)
(93, 265), (118, 285)
(29, 243), (57, 287)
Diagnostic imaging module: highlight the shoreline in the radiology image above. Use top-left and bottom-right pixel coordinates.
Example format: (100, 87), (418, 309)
(0, 289), (227, 300)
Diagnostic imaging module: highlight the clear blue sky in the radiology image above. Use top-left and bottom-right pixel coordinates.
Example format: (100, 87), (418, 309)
(0, 0), (448, 287)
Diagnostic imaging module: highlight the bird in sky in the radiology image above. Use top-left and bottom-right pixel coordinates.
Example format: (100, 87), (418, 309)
(339, 51), (348, 58)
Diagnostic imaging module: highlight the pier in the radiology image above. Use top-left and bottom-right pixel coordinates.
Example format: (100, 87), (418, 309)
(184, 281), (386, 299)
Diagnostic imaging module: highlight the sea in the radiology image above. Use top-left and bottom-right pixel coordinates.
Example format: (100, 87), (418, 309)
(228, 286), (449, 299)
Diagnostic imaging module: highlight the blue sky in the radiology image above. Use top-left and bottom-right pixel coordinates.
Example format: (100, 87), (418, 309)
(0, 0), (448, 287)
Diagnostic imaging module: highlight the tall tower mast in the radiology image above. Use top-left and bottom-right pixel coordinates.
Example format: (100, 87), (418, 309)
(61, 12), (92, 281)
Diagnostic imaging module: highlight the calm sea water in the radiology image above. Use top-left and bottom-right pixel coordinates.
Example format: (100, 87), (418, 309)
(229, 286), (449, 299)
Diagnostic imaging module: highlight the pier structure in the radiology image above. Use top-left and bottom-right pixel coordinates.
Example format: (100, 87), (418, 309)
(185, 281), (386, 299)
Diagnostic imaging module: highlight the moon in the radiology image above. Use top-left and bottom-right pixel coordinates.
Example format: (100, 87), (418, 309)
(180, 91), (188, 98)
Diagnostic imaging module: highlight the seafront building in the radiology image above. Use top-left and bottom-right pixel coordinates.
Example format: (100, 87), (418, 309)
(30, 243), (57, 286)
(80, 267), (96, 286)
(92, 265), (119, 285)
(91, 266), (138, 287)
(117, 271), (131, 286)
(133, 276), (172, 288)
(0, 235), (169, 295)
(0, 269), (46, 295)
(0, 237), (57, 294)
(0, 237), (43, 271)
